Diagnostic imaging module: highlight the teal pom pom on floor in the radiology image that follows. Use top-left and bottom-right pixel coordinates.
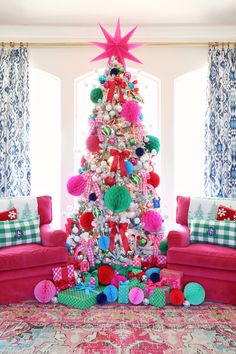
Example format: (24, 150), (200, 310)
(184, 282), (205, 305)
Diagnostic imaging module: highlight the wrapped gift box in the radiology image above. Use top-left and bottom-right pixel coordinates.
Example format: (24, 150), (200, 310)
(118, 280), (130, 304)
(129, 277), (146, 291)
(52, 264), (75, 292)
(58, 285), (104, 310)
(149, 288), (166, 308)
(160, 269), (183, 289)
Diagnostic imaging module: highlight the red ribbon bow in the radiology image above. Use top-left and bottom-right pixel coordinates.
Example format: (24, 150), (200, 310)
(110, 149), (130, 177)
(54, 266), (75, 290)
(107, 77), (126, 103)
(108, 221), (130, 254)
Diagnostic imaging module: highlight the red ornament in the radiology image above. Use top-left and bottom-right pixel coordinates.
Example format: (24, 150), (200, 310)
(169, 288), (185, 306)
(81, 155), (86, 167)
(86, 135), (100, 153)
(79, 212), (94, 231)
(97, 265), (115, 285)
(147, 171), (160, 188)
(104, 176), (116, 186)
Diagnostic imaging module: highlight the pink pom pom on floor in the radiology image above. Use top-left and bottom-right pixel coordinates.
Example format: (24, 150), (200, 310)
(128, 287), (144, 305)
(121, 100), (141, 123)
(141, 210), (162, 233)
(67, 174), (86, 196)
(34, 280), (56, 303)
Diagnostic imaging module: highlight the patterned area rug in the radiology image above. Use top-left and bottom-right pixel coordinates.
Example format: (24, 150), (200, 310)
(0, 301), (235, 353)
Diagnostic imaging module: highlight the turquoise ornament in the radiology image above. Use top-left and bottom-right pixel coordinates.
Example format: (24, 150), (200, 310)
(104, 285), (118, 302)
(128, 82), (135, 90)
(139, 112), (144, 120)
(125, 160), (134, 175)
(99, 75), (106, 84)
(98, 235), (110, 250)
(184, 282), (205, 305)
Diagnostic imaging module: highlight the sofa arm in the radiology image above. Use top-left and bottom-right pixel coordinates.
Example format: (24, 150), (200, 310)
(167, 225), (190, 248)
(40, 224), (67, 247)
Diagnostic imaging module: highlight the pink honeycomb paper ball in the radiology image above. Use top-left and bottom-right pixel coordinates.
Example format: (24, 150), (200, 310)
(121, 100), (141, 123)
(34, 280), (56, 303)
(67, 174), (86, 196)
(141, 210), (162, 233)
(128, 287), (144, 305)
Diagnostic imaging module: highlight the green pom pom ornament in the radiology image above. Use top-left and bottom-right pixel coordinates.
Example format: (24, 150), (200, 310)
(90, 88), (103, 103)
(104, 185), (131, 213)
(184, 282), (205, 305)
(145, 135), (160, 154)
(159, 239), (168, 255)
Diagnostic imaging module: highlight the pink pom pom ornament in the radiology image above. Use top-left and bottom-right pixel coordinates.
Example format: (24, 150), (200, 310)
(67, 175), (86, 196)
(121, 100), (141, 123)
(111, 275), (127, 288)
(141, 210), (162, 233)
(128, 287), (144, 305)
(34, 280), (56, 303)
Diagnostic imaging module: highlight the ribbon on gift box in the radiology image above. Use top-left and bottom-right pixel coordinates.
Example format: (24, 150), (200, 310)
(142, 256), (159, 270)
(107, 77), (126, 103)
(83, 270), (99, 287)
(74, 239), (96, 267)
(132, 255), (142, 267)
(110, 149), (131, 177)
(72, 282), (99, 295)
(89, 116), (104, 142)
(84, 173), (101, 200)
(108, 221), (130, 253)
(144, 279), (160, 297)
(148, 234), (163, 257)
(160, 276), (180, 289)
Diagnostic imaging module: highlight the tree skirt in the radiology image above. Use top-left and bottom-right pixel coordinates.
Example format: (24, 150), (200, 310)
(0, 302), (235, 353)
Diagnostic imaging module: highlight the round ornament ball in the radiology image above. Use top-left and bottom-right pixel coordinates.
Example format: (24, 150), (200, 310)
(98, 75), (106, 84)
(104, 176), (116, 186)
(89, 193), (97, 201)
(97, 265), (115, 285)
(170, 288), (185, 306)
(124, 72), (131, 80)
(138, 237), (147, 247)
(147, 171), (160, 188)
(128, 138), (136, 146)
(98, 235), (110, 250)
(104, 185), (131, 213)
(80, 211), (94, 231)
(67, 174), (86, 196)
(110, 68), (119, 76)
(34, 280), (56, 303)
(135, 147), (145, 157)
(81, 155), (87, 167)
(184, 282), (205, 305)
(121, 100), (141, 123)
(86, 135), (100, 153)
(103, 285), (118, 302)
(102, 125), (112, 136)
(130, 174), (141, 185)
(51, 296), (58, 304)
(143, 298), (149, 305)
(125, 160), (134, 175)
(96, 292), (107, 305)
(128, 287), (144, 305)
(141, 210), (162, 233)
(90, 87), (103, 103)
(183, 300), (191, 307)
(129, 157), (138, 166)
(145, 135), (160, 154)
(92, 207), (102, 217)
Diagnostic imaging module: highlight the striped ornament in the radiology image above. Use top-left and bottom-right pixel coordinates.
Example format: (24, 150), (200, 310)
(102, 125), (112, 136)
(130, 174), (141, 185)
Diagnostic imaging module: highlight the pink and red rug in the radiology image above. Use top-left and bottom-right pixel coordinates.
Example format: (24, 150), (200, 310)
(0, 301), (235, 353)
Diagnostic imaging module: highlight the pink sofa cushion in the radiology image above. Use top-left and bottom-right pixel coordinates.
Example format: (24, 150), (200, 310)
(168, 243), (236, 271)
(176, 196), (190, 226)
(37, 196), (52, 225)
(0, 244), (67, 272)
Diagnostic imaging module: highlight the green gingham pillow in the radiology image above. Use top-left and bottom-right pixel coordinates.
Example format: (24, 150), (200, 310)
(0, 216), (41, 248)
(190, 219), (236, 249)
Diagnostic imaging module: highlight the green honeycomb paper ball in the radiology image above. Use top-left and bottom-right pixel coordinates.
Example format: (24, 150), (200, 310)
(145, 135), (160, 153)
(184, 282), (205, 305)
(90, 88), (103, 103)
(159, 239), (168, 255)
(104, 185), (131, 213)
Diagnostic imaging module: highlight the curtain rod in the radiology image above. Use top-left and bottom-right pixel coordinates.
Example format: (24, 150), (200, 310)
(1, 41), (236, 47)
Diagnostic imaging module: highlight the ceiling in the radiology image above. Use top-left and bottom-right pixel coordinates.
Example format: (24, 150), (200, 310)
(0, 0), (235, 26)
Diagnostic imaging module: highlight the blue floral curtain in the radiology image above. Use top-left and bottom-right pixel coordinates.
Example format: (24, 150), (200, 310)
(0, 46), (31, 196)
(204, 45), (236, 198)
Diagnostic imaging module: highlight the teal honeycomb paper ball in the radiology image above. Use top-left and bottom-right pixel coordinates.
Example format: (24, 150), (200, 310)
(104, 185), (131, 213)
(184, 282), (205, 305)
(145, 135), (160, 153)
(90, 88), (103, 103)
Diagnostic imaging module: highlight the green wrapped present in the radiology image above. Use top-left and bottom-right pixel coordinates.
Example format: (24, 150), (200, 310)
(118, 280), (130, 304)
(83, 270), (99, 287)
(112, 265), (142, 277)
(58, 283), (104, 310)
(129, 277), (146, 291)
(149, 288), (166, 308)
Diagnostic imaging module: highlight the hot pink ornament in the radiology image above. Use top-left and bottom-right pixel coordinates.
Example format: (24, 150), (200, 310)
(109, 137), (116, 145)
(34, 280), (56, 303)
(128, 287), (144, 305)
(124, 72), (131, 80)
(111, 275), (127, 288)
(121, 100), (141, 123)
(141, 210), (162, 233)
(67, 174), (86, 196)
(129, 157), (138, 166)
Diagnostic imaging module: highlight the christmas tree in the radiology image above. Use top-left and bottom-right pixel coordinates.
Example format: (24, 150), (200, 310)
(66, 20), (164, 268)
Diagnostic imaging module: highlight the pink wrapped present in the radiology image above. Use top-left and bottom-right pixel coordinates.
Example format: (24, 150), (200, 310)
(157, 255), (167, 266)
(158, 285), (170, 304)
(52, 264), (75, 291)
(160, 269), (183, 290)
(132, 256), (142, 267)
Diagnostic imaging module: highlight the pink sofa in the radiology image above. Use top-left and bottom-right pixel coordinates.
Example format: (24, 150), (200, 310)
(167, 196), (236, 305)
(0, 196), (68, 304)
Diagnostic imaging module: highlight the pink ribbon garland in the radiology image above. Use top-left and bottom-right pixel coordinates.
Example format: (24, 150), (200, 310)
(148, 233), (163, 257)
(141, 172), (155, 194)
(85, 173), (101, 200)
(134, 121), (144, 141)
(74, 239), (96, 267)
(89, 116), (104, 142)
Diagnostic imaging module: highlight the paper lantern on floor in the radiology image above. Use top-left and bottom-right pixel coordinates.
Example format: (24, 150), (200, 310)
(97, 265), (115, 285)
(80, 212), (94, 230)
(67, 175), (86, 196)
(86, 135), (100, 153)
(121, 100), (141, 123)
(96, 292), (107, 305)
(184, 282), (205, 305)
(34, 280), (56, 303)
(104, 285), (118, 302)
(147, 171), (160, 188)
(170, 289), (185, 306)
(128, 287), (144, 305)
(141, 210), (162, 232)
(104, 185), (131, 213)
(145, 135), (160, 154)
